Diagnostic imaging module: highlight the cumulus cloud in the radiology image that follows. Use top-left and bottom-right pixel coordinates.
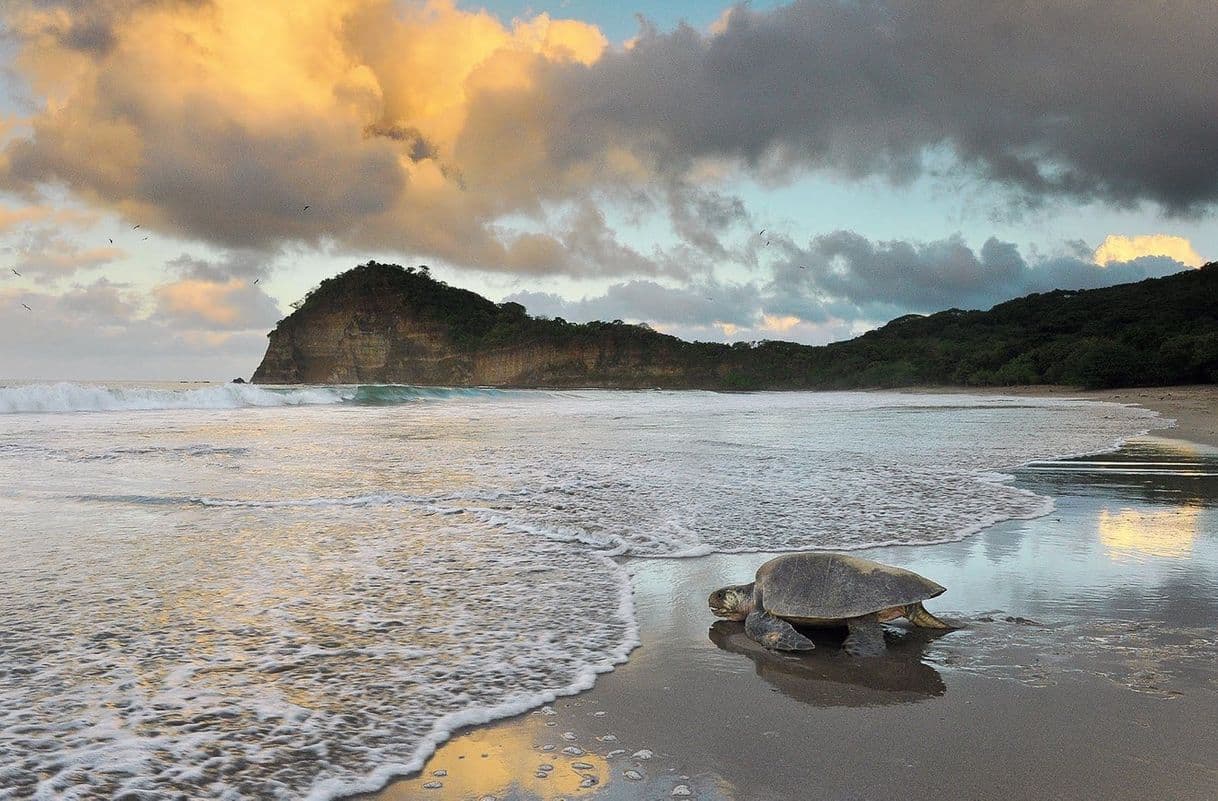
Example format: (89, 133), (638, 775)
(1, 224), (120, 281)
(0, 0), (631, 275)
(529, 1), (1218, 212)
(1092, 234), (1204, 268)
(3, 0), (1213, 284)
(769, 231), (1193, 321)
(0, 268), (281, 379)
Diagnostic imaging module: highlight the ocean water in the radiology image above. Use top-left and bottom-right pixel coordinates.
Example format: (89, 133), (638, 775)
(0, 384), (1161, 800)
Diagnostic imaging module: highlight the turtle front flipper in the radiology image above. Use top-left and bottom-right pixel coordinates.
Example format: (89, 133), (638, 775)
(844, 616), (886, 657)
(745, 610), (815, 651)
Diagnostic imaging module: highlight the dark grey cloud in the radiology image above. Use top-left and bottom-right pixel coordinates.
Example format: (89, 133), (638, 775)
(56, 277), (136, 321)
(363, 123), (439, 163)
(767, 231), (1190, 322)
(520, 0), (1218, 212)
(665, 182), (750, 260)
(165, 250), (273, 281)
(555, 203), (675, 278)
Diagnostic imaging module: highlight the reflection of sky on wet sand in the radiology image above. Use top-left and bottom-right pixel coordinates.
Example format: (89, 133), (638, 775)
(373, 715), (609, 801)
(864, 436), (1218, 626)
(1098, 506), (1200, 560)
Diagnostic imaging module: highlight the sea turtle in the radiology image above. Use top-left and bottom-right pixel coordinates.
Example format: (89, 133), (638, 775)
(707, 553), (952, 656)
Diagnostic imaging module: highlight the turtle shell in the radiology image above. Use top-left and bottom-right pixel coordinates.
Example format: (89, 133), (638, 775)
(755, 553), (945, 621)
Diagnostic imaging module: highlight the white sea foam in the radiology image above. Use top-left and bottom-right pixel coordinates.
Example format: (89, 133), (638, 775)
(0, 390), (1163, 800)
(0, 381), (350, 413)
(0, 382), (526, 414)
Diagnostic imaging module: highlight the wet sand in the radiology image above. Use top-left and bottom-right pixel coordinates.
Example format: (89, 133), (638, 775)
(368, 420), (1218, 801)
(905, 384), (1218, 448)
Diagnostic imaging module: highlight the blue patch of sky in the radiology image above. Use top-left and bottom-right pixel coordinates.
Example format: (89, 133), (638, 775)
(464, 0), (789, 43)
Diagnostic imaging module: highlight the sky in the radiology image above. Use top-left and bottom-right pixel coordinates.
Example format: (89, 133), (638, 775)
(0, 0), (1214, 380)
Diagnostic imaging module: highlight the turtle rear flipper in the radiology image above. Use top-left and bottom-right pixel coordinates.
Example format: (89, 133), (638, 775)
(906, 602), (953, 629)
(745, 610), (815, 651)
(844, 616), (886, 657)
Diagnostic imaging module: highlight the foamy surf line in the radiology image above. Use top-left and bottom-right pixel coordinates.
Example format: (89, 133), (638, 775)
(307, 553), (642, 801)
(0, 382), (524, 413)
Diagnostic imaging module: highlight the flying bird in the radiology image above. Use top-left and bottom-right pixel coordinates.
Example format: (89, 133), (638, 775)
(21, 303), (31, 311)
(759, 228), (766, 236)
(253, 278), (260, 285)
(10, 268), (19, 276)
(302, 205), (310, 212)
(798, 265), (807, 269)
(765, 240), (771, 246)
(108, 238), (113, 244)
(133, 224), (140, 230)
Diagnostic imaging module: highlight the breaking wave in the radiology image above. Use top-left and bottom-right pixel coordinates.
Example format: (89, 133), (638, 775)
(0, 382), (517, 414)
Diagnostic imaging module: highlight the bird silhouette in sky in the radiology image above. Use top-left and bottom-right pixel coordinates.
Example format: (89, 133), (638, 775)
(253, 278), (260, 285)
(759, 228), (766, 236)
(108, 238), (113, 244)
(10, 268), (19, 276)
(21, 303), (31, 311)
(133, 224), (140, 229)
(765, 240), (771, 246)
(798, 265), (807, 269)
(302, 205), (310, 212)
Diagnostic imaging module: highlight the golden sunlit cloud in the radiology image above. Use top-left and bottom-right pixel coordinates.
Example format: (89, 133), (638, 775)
(1092, 234), (1203, 268)
(715, 322), (741, 336)
(154, 278), (247, 326)
(0, 0), (623, 273)
(760, 313), (801, 333)
(0, 204), (97, 233)
(153, 277), (277, 330)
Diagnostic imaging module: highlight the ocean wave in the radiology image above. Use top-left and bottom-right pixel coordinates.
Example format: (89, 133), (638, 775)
(0, 382), (518, 414)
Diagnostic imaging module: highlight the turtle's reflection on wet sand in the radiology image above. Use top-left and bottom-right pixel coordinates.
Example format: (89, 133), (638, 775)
(708, 620), (950, 706)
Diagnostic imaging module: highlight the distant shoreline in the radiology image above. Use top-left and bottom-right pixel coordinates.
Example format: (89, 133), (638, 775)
(893, 383), (1218, 448)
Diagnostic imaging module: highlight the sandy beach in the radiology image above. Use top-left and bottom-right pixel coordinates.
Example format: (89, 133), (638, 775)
(910, 384), (1218, 448)
(369, 387), (1218, 801)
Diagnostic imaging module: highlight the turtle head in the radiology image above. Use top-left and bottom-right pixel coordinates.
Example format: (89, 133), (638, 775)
(708, 582), (755, 620)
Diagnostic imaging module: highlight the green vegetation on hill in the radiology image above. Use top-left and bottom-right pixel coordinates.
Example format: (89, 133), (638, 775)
(811, 263), (1218, 389)
(277, 260), (1218, 390)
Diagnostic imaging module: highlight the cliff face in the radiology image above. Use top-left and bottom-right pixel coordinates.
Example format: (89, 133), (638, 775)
(252, 299), (475, 384)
